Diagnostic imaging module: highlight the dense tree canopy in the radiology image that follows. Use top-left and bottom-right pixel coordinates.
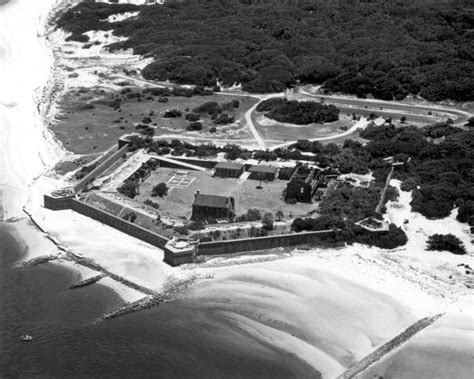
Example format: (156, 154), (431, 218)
(58, 0), (474, 101)
(257, 98), (339, 124)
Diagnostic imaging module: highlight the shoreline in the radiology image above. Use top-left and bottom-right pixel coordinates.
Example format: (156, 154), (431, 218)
(1, 1), (472, 377)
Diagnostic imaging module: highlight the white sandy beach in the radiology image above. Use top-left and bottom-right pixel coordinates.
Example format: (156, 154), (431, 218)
(360, 295), (474, 379)
(0, 0), (64, 222)
(184, 254), (438, 378)
(0, 0), (472, 378)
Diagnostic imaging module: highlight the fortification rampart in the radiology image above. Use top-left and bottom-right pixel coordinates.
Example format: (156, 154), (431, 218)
(168, 157), (218, 169)
(43, 194), (73, 210)
(198, 229), (338, 256)
(69, 199), (169, 248)
(74, 144), (130, 193)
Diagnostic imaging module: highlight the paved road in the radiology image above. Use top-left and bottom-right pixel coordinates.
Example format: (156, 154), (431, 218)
(298, 87), (472, 126)
(243, 93), (283, 149)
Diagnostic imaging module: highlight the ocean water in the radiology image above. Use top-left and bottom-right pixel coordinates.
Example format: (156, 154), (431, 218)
(0, 224), (317, 378)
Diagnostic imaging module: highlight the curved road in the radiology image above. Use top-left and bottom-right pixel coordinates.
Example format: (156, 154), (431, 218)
(298, 87), (472, 126)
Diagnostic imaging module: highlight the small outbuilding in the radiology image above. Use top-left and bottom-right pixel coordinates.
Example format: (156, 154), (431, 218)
(248, 165), (278, 181)
(214, 161), (245, 178)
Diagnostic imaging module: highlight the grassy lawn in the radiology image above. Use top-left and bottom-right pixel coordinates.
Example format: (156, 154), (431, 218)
(253, 112), (354, 142)
(52, 87), (257, 155)
(135, 167), (316, 220)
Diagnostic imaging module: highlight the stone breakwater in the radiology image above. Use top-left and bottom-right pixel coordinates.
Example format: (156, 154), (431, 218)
(69, 273), (106, 289)
(339, 313), (445, 379)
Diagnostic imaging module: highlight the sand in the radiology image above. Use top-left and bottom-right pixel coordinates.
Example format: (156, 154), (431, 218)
(1, 1), (472, 377)
(0, 0), (65, 222)
(360, 295), (474, 379)
(183, 253), (443, 377)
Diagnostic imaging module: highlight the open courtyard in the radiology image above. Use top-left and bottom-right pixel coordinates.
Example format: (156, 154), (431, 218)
(135, 167), (316, 220)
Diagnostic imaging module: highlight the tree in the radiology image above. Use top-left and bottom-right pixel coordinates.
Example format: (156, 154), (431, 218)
(400, 115), (407, 123)
(187, 121), (203, 131)
(59, 0), (474, 102)
(118, 180), (138, 198)
(262, 212), (274, 231)
(122, 211), (137, 223)
(237, 208), (262, 222)
(152, 182), (168, 197)
(427, 234), (466, 255)
(275, 210), (284, 221)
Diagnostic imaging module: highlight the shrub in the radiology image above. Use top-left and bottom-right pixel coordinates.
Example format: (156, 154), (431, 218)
(262, 212), (274, 231)
(174, 226), (189, 236)
(188, 221), (205, 230)
(193, 101), (221, 115)
(400, 178), (418, 192)
(427, 234), (466, 255)
(163, 109), (182, 118)
(457, 200), (474, 226)
(246, 209), (262, 221)
(66, 33), (90, 43)
(144, 199), (160, 209)
(187, 121), (202, 131)
(354, 224), (408, 249)
(74, 162), (97, 180)
(291, 216), (344, 232)
(213, 113), (235, 125)
(118, 180), (138, 198)
(122, 211), (137, 223)
(185, 113), (200, 122)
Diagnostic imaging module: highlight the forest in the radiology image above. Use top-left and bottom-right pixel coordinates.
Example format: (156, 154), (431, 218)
(57, 0), (474, 101)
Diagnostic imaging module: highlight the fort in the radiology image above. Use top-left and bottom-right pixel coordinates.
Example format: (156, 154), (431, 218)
(44, 136), (344, 266)
(44, 132), (402, 266)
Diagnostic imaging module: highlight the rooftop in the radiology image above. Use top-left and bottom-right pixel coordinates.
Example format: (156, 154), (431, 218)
(214, 161), (245, 170)
(248, 165), (278, 174)
(193, 193), (232, 208)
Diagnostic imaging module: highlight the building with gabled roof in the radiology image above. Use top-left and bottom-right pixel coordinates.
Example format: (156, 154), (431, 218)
(191, 192), (235, 221)
(248, 165), (278, 181)
(214, 161), (245, 178)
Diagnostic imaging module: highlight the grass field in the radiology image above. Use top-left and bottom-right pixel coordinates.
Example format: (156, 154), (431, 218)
(135, 167), (315, 220)
(52, 88), (257, 155)
(254, 112), (354, 143)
